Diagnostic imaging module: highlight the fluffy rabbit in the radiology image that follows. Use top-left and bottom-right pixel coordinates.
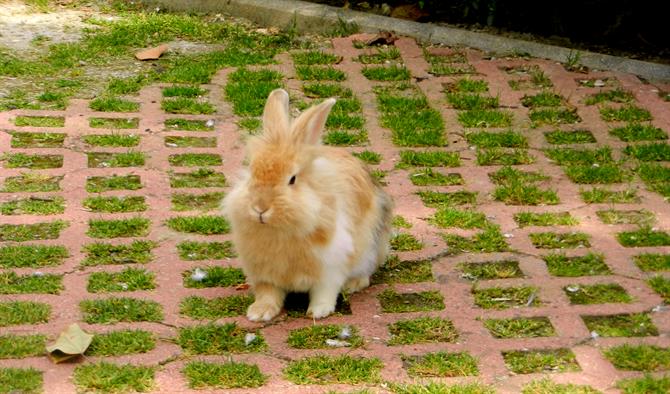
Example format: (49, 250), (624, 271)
(222, 88), (393, 321)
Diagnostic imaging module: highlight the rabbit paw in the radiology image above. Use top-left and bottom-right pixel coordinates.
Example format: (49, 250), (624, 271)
(247, 301), (281, 322)
(306, 302), (336, 319)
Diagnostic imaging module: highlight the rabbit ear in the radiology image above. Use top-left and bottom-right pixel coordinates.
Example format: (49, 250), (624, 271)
(291, 98), (336, 145)
(262, 89), (290, 139)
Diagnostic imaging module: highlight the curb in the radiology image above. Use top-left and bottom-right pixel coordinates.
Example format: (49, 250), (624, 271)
(149, 0), (670, 83)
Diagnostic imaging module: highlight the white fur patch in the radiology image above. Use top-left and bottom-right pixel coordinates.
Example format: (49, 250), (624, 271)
(318, 210), (354, 268)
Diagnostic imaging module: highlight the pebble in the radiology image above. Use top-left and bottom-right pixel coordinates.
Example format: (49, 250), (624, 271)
(325, 339), (350, 347)
(566, 285), (580, 293)
(244, 333), (257, 346)
(32, 271), (44, 277)
(190, 268), (207, 282)
(206, 119), (215, 127)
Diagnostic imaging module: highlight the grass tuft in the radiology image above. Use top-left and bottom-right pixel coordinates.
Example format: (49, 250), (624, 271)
(484, 317), (555, 338)
(183, 361), (267, 389)
(80, 297), (163, 324)
(178, 323), (265, 354)
(402, 352), (479, 377)
(503, 349), (580, 374)
(73, 362), (154, 393)
(582, 313), (658, 337)
(284, 355), (382, 385)
(388, 316), (459, 345)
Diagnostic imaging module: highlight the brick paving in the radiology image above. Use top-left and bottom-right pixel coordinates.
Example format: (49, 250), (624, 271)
(1, 34), (669, 393)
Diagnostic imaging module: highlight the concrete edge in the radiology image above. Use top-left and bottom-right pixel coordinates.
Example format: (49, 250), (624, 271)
(150, 0), (670, 83)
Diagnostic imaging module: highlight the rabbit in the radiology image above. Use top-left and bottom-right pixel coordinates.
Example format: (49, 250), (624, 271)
(222, 88), (393, 321)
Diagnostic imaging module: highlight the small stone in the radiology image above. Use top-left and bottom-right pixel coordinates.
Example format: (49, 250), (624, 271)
(119, 283), (128, 290)
(191, 268), (207, 282)
(566, 285), (580, 293)
(325, 339), (350, 347)
(594, 79), (605, 87)
(373, 314), (380, 319)
(592, 163), (600, 168)
(338, 326), (352, 339)
(32, 271), (44, 277)
(166, 143), (177, 147)
(244, 333), (257, 346)
(503, 233), (514, 238)
(590, 331), (600, 339)
(205, 119), (215, 127)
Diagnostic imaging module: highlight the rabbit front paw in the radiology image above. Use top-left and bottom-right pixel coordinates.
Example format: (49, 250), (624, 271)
(247, 301), (281, 322)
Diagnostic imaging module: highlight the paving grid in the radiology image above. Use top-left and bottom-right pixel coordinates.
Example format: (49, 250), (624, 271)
(0, 34), (669, 393)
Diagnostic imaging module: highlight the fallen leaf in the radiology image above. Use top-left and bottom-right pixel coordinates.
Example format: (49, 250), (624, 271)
(235, 283), (250, 291)
(366, 31), (399, 46)
(135, 44), (168, 61)
(46, 323), (93, 363)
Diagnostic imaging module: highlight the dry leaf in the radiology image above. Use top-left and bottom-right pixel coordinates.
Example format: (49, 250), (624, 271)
(135, 44), (168, 61)
(46, 323), (93, 363)
(235, 283), (250, 291)
(366, 31), (399, 46)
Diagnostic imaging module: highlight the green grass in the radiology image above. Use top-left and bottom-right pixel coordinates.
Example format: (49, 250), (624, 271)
(183, 361), (267, 389)
(323, 130), (368, 146)
(0, 301), (50, 326)
(647, 276), (670, 302)
(484, 317), (555, 338)
(544, 147), (612, 165)
(10, 132), (65, 148)
(353, 150), (382, 164)
(83, 133), (140, 147)
(580, 187), (639, 203)
(429, 63), (476, 75)
(521, 91), (563, 107)
(0, 272), (63, 294)
(86, 174), (142, 192)
(476, 148), (534, 166)
(402, 352), (478, 377)
(522, 378), (601, 394)
(459, 260), (523, 280)
(584, 88), (634, 105)
(1, 173), (62, 192)
(87, 217), (150, 238)
(107, 75), (146, 95)
(0, 334), (46, 358)
(73, 362), (155, 393)
(530, 232), (590, 249)
(0, 196), (65, 215)
(225, 68), (283, 116)
(292, 50), (340, 65)
(544, 129), (597, 144)
(397, 151), (460, 168)
(82, 240), (156, 266)
(89, 117), (139, 129)
(169, 168), (227, 188)
(371, 255), (433, 284)
(393, 215), (412, 229)
(410, 169), (463, 186)
(86, 330), (155, 356)
(391, 233), (423, 251)
(600, 105), (652, 122)
(618, 228), (670, 247)
(567, 164), (627, 184)
(284, 355), (381, 385)
(431, 207), (488, 229)
(473, 286), (540, 309)
(638, 163), (670, 197)
(183, 266), (245, 288)
(177, 240), (235, 260)
(83, 196), (146, 213)
(165, 118), (214, 131)
(610, 123), (668, 141)
(466, 130), (527, 148)
(2, 153), (63, 169)
(503, 349), (580, 374)
(442, 225), (510, 255)
(489, 167), (558, 205)
(171, 192), (224, 211)
(296, 65), (346, 81)
(514, 212), (578, 227)
(597, 209), (655, 226)
(80, 297), (163, 324)
(161, 97), (215, 114)
(87, 267), (155, 293)
(0, 244), (68, 268)
(162, 85), (207, 97)
(446, 93), (498, 110)
(87, 151), (145, 168)
(624, 143), (670, 161)
(529, 108), (581, 127)
(635, 254), (670, 272)
(378, 288), (444, 313)
(362, 65), (410, 81)
(604, 344), (670, 371)
(237, 117), (262, 132)
(180, 295), (253, 319)
(166, 215), (229, 234)
(303, 82), (352, 98)
(458, 109), (513, 128)
(543, 253), (611, 277)
(168, 153), (222, 167)
(287, 324), (364, 349)
(388, 316), (459, 345)
(417, 190), (477, 207)
(90, 96), (139, 112)
(14, 115), (64, 127)
(165, 136), (216, 148)
(446, 78), (488, 93)
(617, 375), (670, 394)
(0, 367), (43, 394)
(178, 323), (265, 354)
(357, 46), (400, 64)
(390, 382), (495, 394)
(582, 313), (658, 337)
(0, 220), (67, 242)
(565, 283), (632, 304)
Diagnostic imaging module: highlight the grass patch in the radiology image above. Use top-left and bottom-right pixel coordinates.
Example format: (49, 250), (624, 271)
(225, 68), (283, 116)
(459, 260), (523, 280)
(0, 244), (68, 268)
(397, 150), (460, 168)
(162, 85), (206, 97)
(295, 64), (347, 81)
(584, 88), (634, 105)
(90, 96), (139, 112)
(0, 367), (42, 394)
(161, 97), (215, 114)
(610, 123), (668, 142)
(183, 361), (267, 389)
(522, 378), (600, 394)
(600, 105), (652, 122)
(514, 212), (578, 227)
(605, 344), (670, 371)
(165, 118), (213, 131)
(73, 362), (154, 393)
(357, 46), (400, 64)
(0, 220), (67, 242)
(362, 65), (410, 81)
(83, 196), (146, 213)
(390, 382), (495, 394)
(166, 215), (229, 234)
(183, 266), (245, 288)
(544, 129), (596, 144)
(86, 330), (155, 356)
(87, 151), (145, 168)
(169, 168), (226, 188)
(647, 276), (670, 302)
(388, 316), (459, 345)
(292, 50), (340, 65)
(80, 297), (163, 324)
(177, 240), (235, 260)
(402, 352), (478, 377)
(484, 317), (555, 338)
(83, 133), (140, 147)
(466, 130), (527, 148)
(446, 78), (488, 93)
(490, 167), (558, 205)
(473, 286), (540, 309)
(0, 196), (65, 215)
(10, 132), (65, 148)
(378, 288), (444, 313)
(617, 375), (670, 394)
(371, 255), (433, 284)
(0, 334), (46, 359)
(638, 163), (670, 198)
(180, 295), (253, 319)
(287, 324), (364, 349)
(89, 117), (139, 129)
(521, 91), (563, 107)
(393, 215), (412, 228)
(0, 272), (63, 294)
(107, 76), (147, 95)
(635, 254), (670, 272)
(544, 147), (612, 165)
(171, 192), (224, 211)
(530, 108), (581, 127)
(583, 313), (658, 337)
(476, 148), (534, 166)
(565, 283), (632, 304)
(165, 136), (216, 148)
(624, 143), (670, 161)
(323, 129), (368, 146)
(168, 153), (222, 167)
(14, 115), (64, 127)
(86, 174), (141, 192)
(303, 82), (352, 99)
(442, 225), (510, 255)
(597, 209), (654, 226)
(87, 267), (155, 293)
(353, 150), (382, 164)
(618, 228), (670, 247)
(391, 233), (423, 251)
(410, 169), (463, 186)
(446, 93), (498, 110)
(458, 109), (513, 128)
(82, 241), (155, 266)
(543, 253), (611, 277)
(503, 349), (580, 374)
(580, 187), (639, 203)
(431, 207), (488, 229)
(178, 323), (265, 354)
(2, 153), (63, 169)
(0, 301), (50, 326)
(417, 190), (477, 207)
(87, 217), (150, 238)
(284, 355), (382, 385)
(530, 232), (591, 249)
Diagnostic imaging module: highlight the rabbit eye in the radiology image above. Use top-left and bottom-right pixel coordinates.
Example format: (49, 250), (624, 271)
(289, 175), (296, 185)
